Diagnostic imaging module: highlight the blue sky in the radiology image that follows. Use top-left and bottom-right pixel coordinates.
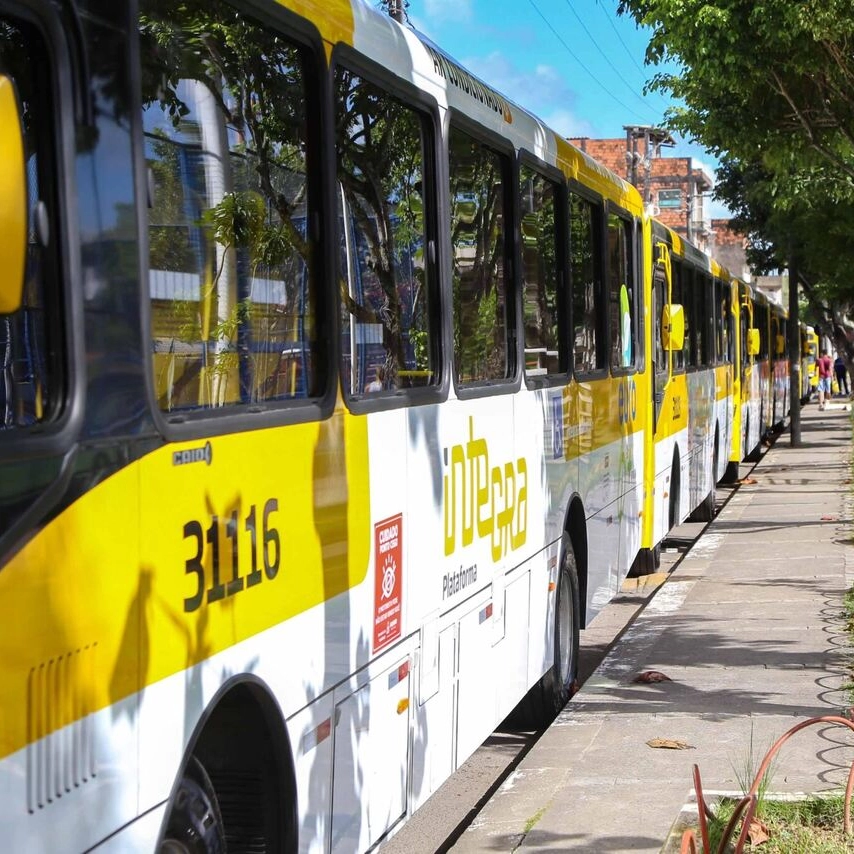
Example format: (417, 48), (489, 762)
(403, 0), (730, 216)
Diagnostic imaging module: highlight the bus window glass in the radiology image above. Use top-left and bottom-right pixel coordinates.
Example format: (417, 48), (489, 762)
(714, 279), (727, 364)
(0, 19), (61, 431)
(141, 1), (320, 412)
(653, 269), (667, 379)
(671, 261), (686, 371)
(725, 288), (734, 363)
(448, 127), (509, 385)
(698, 273), (711, 366)
(519, 166), (562, 378)
(570, 192), (601, 373)
(607, 214), (634, 371)
(335, 70), (435, 394)
(686, 269), (699, 368)
(757, 302), (768, 359)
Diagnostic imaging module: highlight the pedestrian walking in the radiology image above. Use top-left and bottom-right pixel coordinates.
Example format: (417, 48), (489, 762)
(817, 349), (833, 409)
(834, 353), (849, 397)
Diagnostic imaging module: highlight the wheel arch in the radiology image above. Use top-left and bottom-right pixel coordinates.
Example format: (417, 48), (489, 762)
(157, 673), (298, 853)
(564, 494), (588, 629)
(669, 444), (681, 531)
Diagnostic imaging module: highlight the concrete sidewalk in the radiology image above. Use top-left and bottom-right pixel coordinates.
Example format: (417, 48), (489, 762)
(453, 401), (854, 853)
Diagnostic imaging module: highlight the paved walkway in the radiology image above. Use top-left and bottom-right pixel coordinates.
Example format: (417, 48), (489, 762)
(453, 400), (854, 853)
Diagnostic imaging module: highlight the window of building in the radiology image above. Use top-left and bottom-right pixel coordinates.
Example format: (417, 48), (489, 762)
(0, 18), (62, 432)
(658, 189), (682, 209)
(335, 69), (436, 395)
(448, 126), (511, 386)
(570, 192), (603, 374)
(519, 165), (564, 379)
(606, 213), (636, 372)
(141, 0), (321, 413)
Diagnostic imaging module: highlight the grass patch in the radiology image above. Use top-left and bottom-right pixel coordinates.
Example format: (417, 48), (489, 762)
(706, 793), (854, 853)
(522, 806), (546, 835)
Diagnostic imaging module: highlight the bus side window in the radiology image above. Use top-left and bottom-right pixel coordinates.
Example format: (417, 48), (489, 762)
(141, 1), (322, 413)
(519, 164), (564, 380)
(0, 18), (61, 433)
(606, 212), (635, 372)
(569, 192), (603, 374)
(448, 126), (512, 386)
(671, 261), (686, 372)
(334, 68), (437, 396)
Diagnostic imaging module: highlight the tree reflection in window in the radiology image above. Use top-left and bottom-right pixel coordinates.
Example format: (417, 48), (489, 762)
(140, 0), (319, 411)
(570, 193), (601, 374)
(334, 68), (434, 395)
(520, 166), (562, 378)
(0, 18), (59, 430)
(449, 127), (509, 385)
(607, 213), (634, 371)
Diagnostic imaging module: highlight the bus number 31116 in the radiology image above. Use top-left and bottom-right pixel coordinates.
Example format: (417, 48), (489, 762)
(182, 498), (281, 612)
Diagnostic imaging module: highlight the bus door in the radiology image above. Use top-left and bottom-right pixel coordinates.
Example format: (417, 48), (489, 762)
(652, 242), (683, 432)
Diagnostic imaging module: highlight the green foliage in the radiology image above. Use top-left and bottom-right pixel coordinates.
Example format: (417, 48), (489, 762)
(617, 0), (854, 312)
(707, 794), (852, 853)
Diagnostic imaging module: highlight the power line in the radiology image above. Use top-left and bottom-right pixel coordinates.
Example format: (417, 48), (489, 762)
(527, 0), (657, 124)
(566, 0), (671, 114)
(594, 0), (672, 112)
(595, 0), (648, 78)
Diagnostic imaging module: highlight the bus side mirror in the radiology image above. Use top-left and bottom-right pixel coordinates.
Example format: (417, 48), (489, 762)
(776, 334), (786, 356)
(747, 328), (760, 356)
(0, 75), (27, 315)
(662, 303), (684, 352)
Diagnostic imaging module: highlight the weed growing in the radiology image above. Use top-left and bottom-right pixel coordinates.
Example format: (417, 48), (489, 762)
(706, 794), (854, 853)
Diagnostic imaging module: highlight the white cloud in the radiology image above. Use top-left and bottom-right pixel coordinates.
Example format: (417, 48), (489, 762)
(461, 52), (579, 123)
(542, 108), (594, 139)
(422, 0), (473, 24)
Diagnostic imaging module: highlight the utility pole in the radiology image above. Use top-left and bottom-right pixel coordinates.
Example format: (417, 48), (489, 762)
(385, 0), (405, 22)
(788, 251), (802, 446)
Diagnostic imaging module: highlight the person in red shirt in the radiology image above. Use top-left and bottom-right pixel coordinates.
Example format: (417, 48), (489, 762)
(817, 349), (834, 410)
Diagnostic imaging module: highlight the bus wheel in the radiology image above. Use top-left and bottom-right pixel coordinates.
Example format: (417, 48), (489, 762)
(508, 536), (580, 728)
(690, 440), (717, 523)
(690, 485), (715, 523)
(628, 544), (660, 577)
(668, 454), (680, 531)
(721, 461), (740, 484)
(160, 757), (226, 854)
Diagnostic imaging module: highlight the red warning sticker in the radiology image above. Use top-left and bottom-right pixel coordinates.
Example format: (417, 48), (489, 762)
(373, 514), (403, 652)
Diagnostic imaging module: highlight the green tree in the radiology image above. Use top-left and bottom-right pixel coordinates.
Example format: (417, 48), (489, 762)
(618, 0), (854, 361)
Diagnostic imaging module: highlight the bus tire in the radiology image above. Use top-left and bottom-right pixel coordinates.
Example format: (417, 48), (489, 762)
(721, 461), (740, 484)
(628, 544), (660, 577)
(508, 536), (580, 728)
(668, 453), (681, 531)
(690, 437), (717, 523)
(160, 756), (226, 854)
(690, 485), (715, 523)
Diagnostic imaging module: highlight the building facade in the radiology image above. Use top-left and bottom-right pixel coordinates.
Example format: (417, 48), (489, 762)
(570, 126), (714, 254)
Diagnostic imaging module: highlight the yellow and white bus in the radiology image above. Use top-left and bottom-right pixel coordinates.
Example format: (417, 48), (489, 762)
(632, 223), (736, 571)
(0, 0), (779, 851)
(801, 323), (818, 403)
